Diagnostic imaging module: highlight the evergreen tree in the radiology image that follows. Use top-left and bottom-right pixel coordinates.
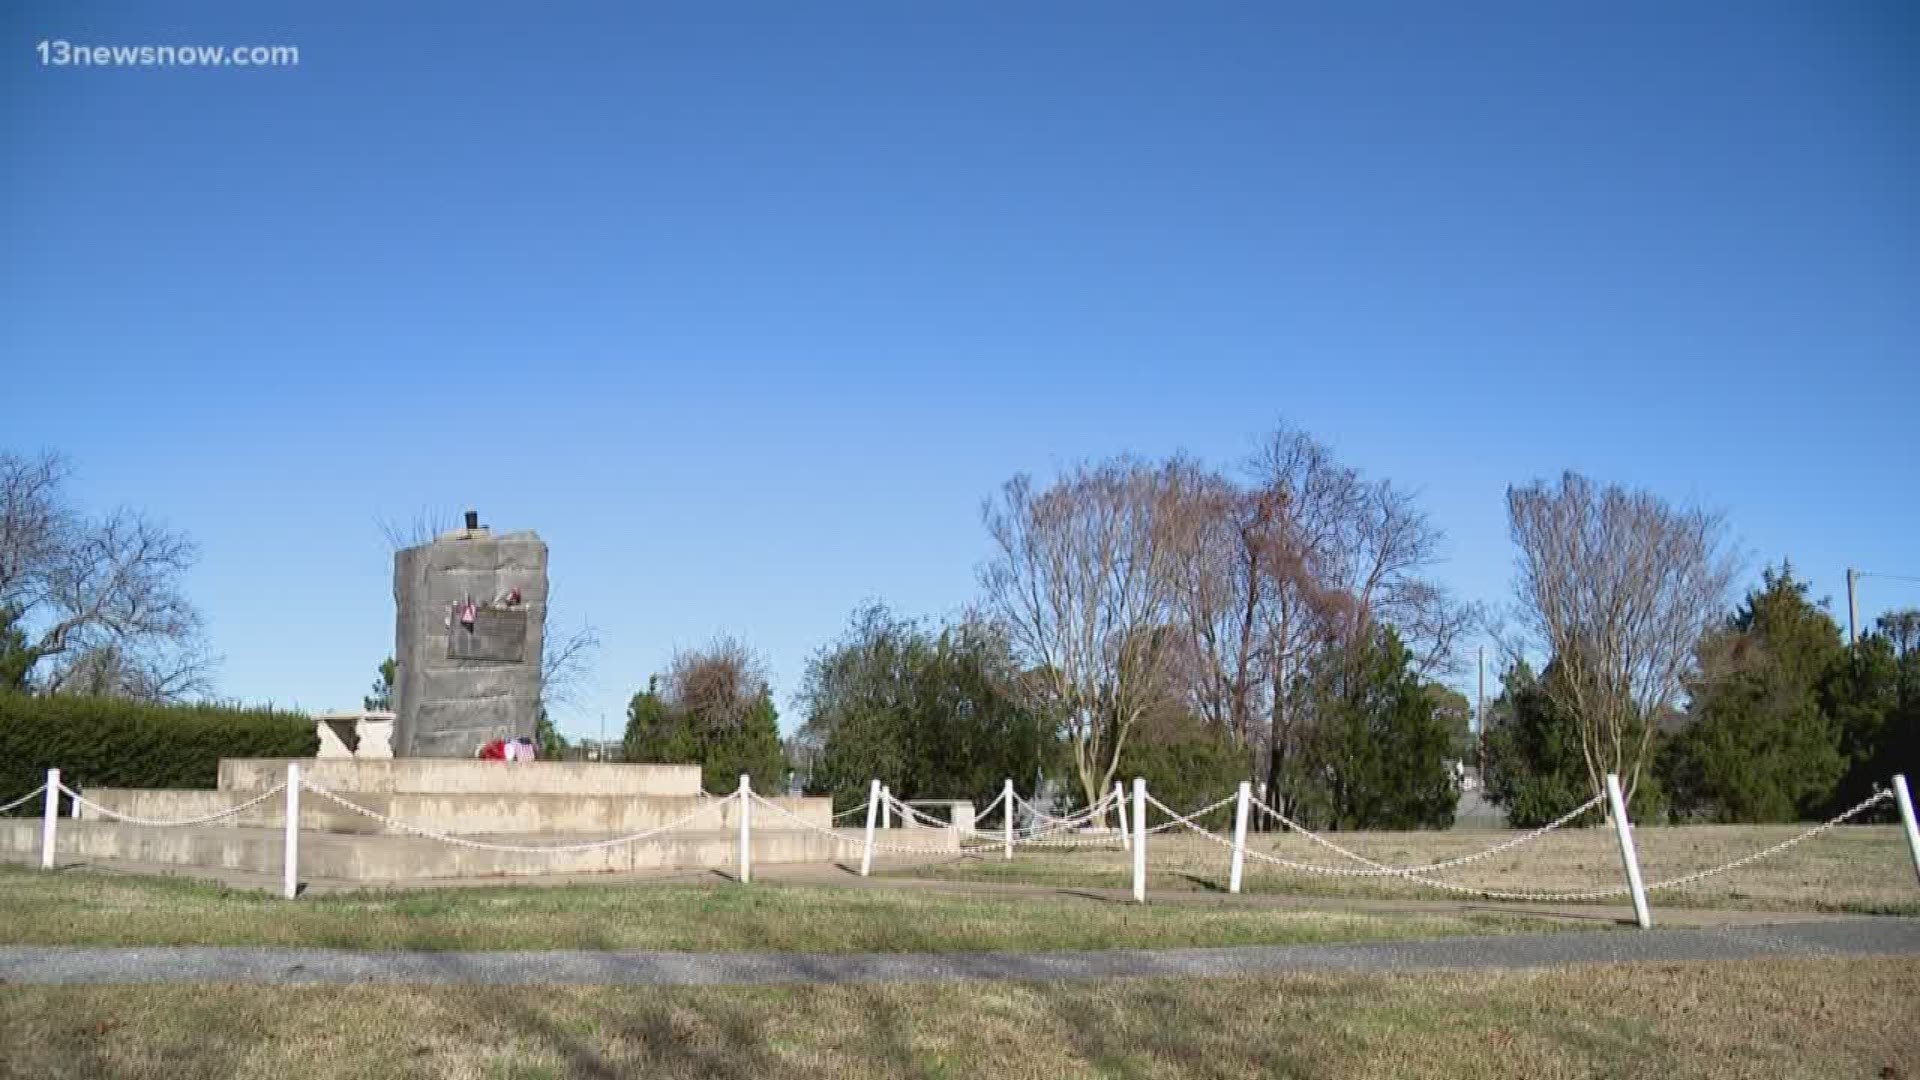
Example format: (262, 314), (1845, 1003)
(1661, 566), (1845, 822)
(363, 657), (395, 712)
(1482, 660), (1665, 825)
(1482, 662), (1592, 827)
(623, 676), (699, 764)
(1290, 628), (1457, 831)
(621, 662), (789, 796)
(1115, 704), (1246, 830)
(1423, 684), (1475, 762)
(1822, 625), (1920, 817)
(534, 705), (568, 759)
(0, 603), (35, 693)
(702, 689), (787, 795)
(798, 604), (1058, 812)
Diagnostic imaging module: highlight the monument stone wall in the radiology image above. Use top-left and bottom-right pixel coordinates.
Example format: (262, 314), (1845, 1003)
(391, 518), (547, 757)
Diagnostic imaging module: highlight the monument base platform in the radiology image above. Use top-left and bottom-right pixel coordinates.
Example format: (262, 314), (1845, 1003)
(0, 820), (858, 881)
(75, 789), (827, 835)
(0, 757), (911, 888)
(218, 758), (705, 797)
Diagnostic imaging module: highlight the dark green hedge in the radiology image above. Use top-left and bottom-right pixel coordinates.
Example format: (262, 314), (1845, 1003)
(0, 693), (315, 813)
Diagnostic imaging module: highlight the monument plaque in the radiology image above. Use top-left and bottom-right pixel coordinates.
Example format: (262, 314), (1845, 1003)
(448, 607), (528, 663)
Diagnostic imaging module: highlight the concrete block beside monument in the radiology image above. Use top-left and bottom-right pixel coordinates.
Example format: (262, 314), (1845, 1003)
(315, 711), (395, 759)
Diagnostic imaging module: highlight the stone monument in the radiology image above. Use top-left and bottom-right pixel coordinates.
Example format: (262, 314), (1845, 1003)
(391, 511), (547, 757)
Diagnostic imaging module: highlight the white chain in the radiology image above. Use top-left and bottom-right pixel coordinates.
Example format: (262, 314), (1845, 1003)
(1002, 790), (1121, 836)
(750, 791), (1125, 856)
(1011, 789), (1118, 827)
(884, 795), (956, 829)
(0, 784), (49, 815)
(1142, 793), (1238, 837)
(302, 781), (734, 853)
(43, 767), (1900, 901)
(974, 788), (1009, 820)
(1150, 792), (1627, 901)
(1144, 791), (1236, 834)
(965, 788), (1147, 847)
(958, 813), (1126, 854)
(1224, 790), (1896, 903)
(63, 783), (288, 827)
(1239, 830), (1630, 901)
(748, 792), (977, 855)
(833, 787), (1008, 826)
(1639, 791), (1893, 893)
(1251, 791), (1609, 877)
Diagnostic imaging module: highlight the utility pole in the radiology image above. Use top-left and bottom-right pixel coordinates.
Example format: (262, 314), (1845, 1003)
(1476, 646), (1486, 771)
(1847, 568), (1858, 647)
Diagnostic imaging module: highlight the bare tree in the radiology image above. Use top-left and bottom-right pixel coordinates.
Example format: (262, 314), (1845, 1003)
(375, 507), (458, 554)
(980, 459), (1194, 815)
(0, 451), (213, 700)
(665, 635), (770, 735)
(1161, 460), (1282, 752)
(1877, 609), (1920, 658)
(1238, 426), (1469, 808)
(1505, 471), (1737, 804)
(540, 615), (601, 715)
(1047, 428), (1470, 816)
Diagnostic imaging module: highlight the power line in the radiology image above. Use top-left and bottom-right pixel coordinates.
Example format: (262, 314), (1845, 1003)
(1847, 568), (1920, 647)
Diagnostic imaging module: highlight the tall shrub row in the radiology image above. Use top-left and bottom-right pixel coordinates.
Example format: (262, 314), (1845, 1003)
(0, 693), (315, 812)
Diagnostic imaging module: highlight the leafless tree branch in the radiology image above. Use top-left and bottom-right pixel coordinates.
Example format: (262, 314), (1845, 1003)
(1, 451), (213, 700)
(1505, 471), (1738, 804)
(980, 458), (1194, 815)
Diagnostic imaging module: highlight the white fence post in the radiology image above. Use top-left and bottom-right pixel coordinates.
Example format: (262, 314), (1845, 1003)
(1131, 777), (1147, 904)
(1002, 779), (1014, 860)
(282, 762), (301, 900)
(1893, 775), (1920, 889)
(860, 778), (881, 877)
(1229, 780), (1251, 894)
(880, 785), (891, 830)
(1604, 774), (1651, 929)
(40, 768), (60, 870)
(738, 774), (753, 884)
(1114, 781), (1130, 851)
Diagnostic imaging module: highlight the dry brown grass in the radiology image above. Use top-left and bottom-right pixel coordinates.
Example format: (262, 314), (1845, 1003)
(898, 823), (1920, 913)
(2, 958), (1915, 1078)
(0, 864), (1556, 952)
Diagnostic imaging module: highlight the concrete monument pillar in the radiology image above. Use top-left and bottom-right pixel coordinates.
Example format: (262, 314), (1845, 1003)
(391, 511), (547, 757)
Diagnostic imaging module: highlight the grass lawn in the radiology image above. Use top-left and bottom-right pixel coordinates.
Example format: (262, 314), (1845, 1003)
(889, 823), (1920, 915)
(2, 958), (1914, 1078)
(0, 864), (1566, 953)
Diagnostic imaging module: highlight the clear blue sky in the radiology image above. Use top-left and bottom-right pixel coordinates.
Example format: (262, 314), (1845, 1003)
(5, 2), (1915, 740)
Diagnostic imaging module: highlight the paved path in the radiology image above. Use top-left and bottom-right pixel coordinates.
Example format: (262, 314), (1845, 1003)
(2, 920), (1915, 987)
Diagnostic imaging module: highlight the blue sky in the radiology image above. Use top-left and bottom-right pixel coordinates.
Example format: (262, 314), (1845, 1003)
(4, 2), (1915, 740)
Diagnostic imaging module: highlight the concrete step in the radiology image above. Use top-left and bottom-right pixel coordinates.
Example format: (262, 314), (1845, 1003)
(216, 758), (704, 797)
(78, 789), (832, 836)
(0, 820), (857, 881)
